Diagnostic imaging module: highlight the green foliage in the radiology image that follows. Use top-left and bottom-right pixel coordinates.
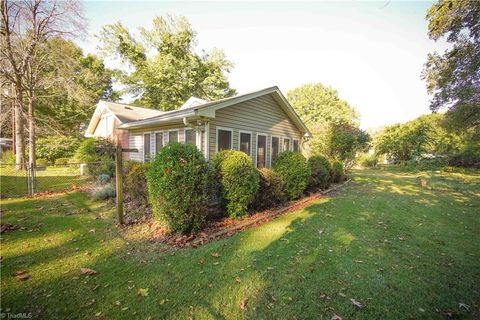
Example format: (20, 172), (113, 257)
(327, 123), (370, 169)
(93, 183), (116, 200)
(96, 174), (111, 185)
(54, 158), (71, 166)
(330, 160), (345, 183)
(147, 142), (209, 233)
(307, 155), (331, 191)
(75, 138), (116, 176)
(272, 151), (310, 200)
(422, 0), (480, 132)
(35, 159), (49, 167)
(1, 150), (16, 164)
(357, 153), (378, 168)
(251, 168), (284, 210)
(213, 150), (259, 218)
(98, 16), (235, 111)
(36, 136), (81, 163)
(123, 160), (150, 205)
(448, 142), (480, 168)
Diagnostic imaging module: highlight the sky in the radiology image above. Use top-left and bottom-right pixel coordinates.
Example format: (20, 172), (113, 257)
(78, 0), (449, 129)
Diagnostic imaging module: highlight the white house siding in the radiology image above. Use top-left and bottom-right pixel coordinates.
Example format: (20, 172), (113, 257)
(208, 94), (303, 168)
(128, 134), (143, 162)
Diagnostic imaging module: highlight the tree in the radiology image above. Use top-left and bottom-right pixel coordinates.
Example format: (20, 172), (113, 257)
(287, 83), (367, 167)
(98, 15), (235, 111)
(0, 0), (85, 168)
(422, 0), (480, 131)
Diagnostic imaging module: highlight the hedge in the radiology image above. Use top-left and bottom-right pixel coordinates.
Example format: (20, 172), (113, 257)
(147, 142), (210, 233)
(123, 160), (150, 206)
(330, 160), (345, 183)
(251, 168), (284, 210)
(213, 150), (259, 218)
(272, 151), (310, 200)
(308, 155), (331, 190)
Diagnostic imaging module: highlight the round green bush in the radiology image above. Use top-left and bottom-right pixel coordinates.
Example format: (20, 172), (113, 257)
(147, 142), (209, 233)
(330, 160), (345, 183)
(213, 150), (259, 218)
(251, 168), (284, 210)
(272, 151), (310, 200)
(75, 138), (116, 176)
(123, 160), (150, 206)
(93, 183), (116, 200)
(308, 155), (331, 190)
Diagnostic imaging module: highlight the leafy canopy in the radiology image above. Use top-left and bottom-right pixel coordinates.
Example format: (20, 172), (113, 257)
(98, 15), (235, 111)
(422, 0), (480, 131)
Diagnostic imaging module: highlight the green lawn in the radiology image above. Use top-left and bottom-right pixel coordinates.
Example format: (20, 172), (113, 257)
(0, 165), (91, 198)
(1, 167), (479, 319)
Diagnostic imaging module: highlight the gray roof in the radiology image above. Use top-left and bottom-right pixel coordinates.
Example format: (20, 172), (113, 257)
(101, 101), (164, 123)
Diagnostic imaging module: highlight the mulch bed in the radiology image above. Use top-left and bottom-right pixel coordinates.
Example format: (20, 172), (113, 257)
(149, 179), (351, 248)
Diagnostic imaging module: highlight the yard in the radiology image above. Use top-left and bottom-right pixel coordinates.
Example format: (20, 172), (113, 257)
(1, 167), (479, 319)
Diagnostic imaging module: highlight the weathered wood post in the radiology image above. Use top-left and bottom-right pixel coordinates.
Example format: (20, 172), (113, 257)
(115, 146), (124, 225)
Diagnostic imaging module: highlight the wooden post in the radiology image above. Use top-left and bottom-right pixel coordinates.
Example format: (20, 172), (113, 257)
(115, 146), (124, 225)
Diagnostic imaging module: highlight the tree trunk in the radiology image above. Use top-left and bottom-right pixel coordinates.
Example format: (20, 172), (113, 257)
(27, 95), (36, 167)
(14, 87), (25, 170)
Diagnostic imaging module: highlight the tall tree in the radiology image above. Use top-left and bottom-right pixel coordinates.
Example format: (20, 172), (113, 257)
(98, 15), (235, 111)
(0, 0), (85, 168)
(422, 0), (480, 131)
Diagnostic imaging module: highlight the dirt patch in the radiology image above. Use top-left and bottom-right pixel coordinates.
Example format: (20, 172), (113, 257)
(147, 179), (350, 248)
(0, 223), (20, 234)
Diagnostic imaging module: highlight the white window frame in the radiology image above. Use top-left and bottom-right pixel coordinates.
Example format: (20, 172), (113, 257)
(270, 135), (281, 166)
(167, 129), (180, 144)
(215, 126), (234, 152)
(238, 130), (253, 157)
(282, 137), (291, 152)
(255, 133), (268, 168)
(143, 132), (153, 162)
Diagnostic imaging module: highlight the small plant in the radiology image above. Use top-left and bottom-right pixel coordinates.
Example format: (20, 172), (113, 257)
(54, 157), (71, 166)
(251, 168), (284, 210)
(330, 160), (345, 183)
(0, 150), (15, 164)
(308, 155), (331, 190)
(147, 142), (210, 234)
(123, 161), (150, 206)
(96, 174), (111, 185)
(213, 150), (259, 218)
(93, 183), (116, 200)
(272, 151), (311, 200)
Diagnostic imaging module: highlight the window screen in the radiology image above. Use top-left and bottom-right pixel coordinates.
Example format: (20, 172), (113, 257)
(185, 129), (196, 145)
(283, 138), (291, 152)
(293, 140), (299, 152)
(144, 133), (151, 162)
(271, 136), (279, 162)
(257, 135), (267, 168)
(155, 132), (163, 154)
(239, 132), (251, 155)
(217, 129), (232, 151)
(169, 131), (178, 143)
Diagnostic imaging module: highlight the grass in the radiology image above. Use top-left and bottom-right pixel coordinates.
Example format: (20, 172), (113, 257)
(1, 167), (479, 319)
(0, 165), (91, 198)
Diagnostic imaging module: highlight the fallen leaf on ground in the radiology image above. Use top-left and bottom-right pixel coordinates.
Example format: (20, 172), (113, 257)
(331, 314), (342, 320)
(80, 268), (97, 275)
(350, 298), (364, 309)
(211, 252), (220, 257)
(137, 288), (149, 297)
(459, 303), (470, 312)
(240, 298), (248, 310)
(159, 299), (169, 305)
(235, 277), (241, 284)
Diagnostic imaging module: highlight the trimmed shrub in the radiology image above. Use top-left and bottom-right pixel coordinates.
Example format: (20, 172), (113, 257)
(93, 183), (116, 200)
(96, 174), (111, 185)
(123, 160), (150, 206)
(75, 138), (116, 176)
(308, 155), (331, 190)
(54, 157), (71, 166)
(251, 168), (284, 210)
(37, 136), (81, 163)
(272, 151), (311, 200)
(330, 160), (345, 183)
(147, 142), (210, 233)
(213, 150), (259, 218)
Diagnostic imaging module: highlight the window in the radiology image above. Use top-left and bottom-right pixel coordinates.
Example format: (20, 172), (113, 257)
(257, 134), (267, 168)
(271, 136), (280, 162)
(169, 131), (178, 143)
(185, 129), (196, 145)
(155, 132), (163, 154)
(293, 140), (299, 152)
(239, 132), (252, 155)
(283, 138), (291, 152)
(217, 129), (232, 151)
(144, 133), (151, 162)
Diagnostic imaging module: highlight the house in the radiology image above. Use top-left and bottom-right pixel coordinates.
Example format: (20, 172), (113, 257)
(84, 100), (164, 150)
(116, 86), (310, 168)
